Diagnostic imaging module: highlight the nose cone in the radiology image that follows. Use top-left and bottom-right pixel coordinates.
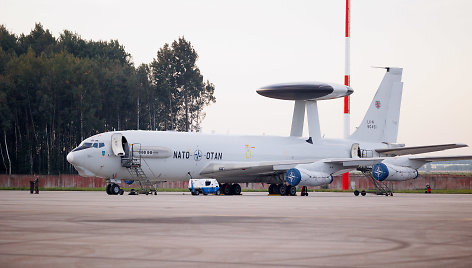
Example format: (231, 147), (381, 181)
(347, 86), (354, 95)
(66, 152), (75, 165)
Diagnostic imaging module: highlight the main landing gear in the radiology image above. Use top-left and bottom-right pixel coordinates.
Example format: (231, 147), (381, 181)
(106, 183), (124, 195)
(268, 184), (297, 196)
(220, 183), (241, 195)
(353, 190), (367, 196)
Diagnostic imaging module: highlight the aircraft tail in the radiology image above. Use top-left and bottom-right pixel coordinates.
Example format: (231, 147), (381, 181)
(350, 67), (403, 143)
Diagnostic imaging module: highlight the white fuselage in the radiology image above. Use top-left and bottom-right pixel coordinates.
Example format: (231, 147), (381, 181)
(67, 130), (387, 184)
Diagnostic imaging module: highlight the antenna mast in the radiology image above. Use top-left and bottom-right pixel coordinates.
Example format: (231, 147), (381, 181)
(342, 0), (351, 191)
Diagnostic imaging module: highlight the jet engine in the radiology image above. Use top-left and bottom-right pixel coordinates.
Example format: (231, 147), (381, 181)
(372, 163), (418, 181)
(285, 168), (333, 187)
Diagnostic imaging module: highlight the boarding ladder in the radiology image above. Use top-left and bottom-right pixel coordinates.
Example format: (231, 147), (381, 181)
(359, 167), (393, 196)
(121, 144), (157, 195)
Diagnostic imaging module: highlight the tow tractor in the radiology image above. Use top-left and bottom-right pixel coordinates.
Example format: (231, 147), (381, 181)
(189, 179), (220, 195)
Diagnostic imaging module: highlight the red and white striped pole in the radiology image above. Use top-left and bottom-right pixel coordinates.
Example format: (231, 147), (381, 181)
(342, 0), (351, 191)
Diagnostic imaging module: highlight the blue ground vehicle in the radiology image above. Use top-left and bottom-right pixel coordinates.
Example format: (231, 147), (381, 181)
(189, 179), (220, 195)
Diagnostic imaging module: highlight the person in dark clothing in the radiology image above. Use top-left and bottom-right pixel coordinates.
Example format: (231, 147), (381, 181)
(34, 176), (39, 194)
(30, 180), (35, 194)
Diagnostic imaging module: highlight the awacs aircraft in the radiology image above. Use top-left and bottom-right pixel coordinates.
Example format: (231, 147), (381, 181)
(67, 67), (472, 196)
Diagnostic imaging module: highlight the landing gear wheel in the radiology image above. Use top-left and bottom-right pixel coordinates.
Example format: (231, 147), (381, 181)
(110, 184), (120, 195)
(361, 190), (366, 196)
(288, 185), (297, 196)
(106, 184), (112, 195)
(301, 186), (308, 196)
(354, 190), (360, 196)
(272, 184), (280, 194)
(268, 184), (276, 194)
(231, 184), (241, 195)
(154, 191), (157, 195)
(119, 189), (124, 195)
(278, 184), (287, 196)
(222, 184), (231, 195)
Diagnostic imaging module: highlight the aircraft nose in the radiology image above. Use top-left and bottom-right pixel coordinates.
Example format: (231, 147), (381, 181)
(66, 152), (75, 165)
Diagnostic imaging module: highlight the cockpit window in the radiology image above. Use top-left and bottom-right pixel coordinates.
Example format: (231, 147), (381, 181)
(99, 143), (105, 148)
(92, 143), (98, 148)
(72, 143), (93, 152)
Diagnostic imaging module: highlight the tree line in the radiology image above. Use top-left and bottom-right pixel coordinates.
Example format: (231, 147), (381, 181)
(0, 23), (215, 175)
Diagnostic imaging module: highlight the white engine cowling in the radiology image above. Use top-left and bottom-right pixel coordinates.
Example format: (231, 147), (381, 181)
(372, 163), (418, 181)
(285, 168), (333, 187)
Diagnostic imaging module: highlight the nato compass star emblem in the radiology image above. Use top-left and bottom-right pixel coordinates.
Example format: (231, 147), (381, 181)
(287, 170), (296, 184)
(375, 100), (381, 109)
(194, 149), (202, 161)
(374, 165), (384, 178)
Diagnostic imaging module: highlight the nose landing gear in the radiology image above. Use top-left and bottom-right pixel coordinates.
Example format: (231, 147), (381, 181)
(106, 183), (124, 195)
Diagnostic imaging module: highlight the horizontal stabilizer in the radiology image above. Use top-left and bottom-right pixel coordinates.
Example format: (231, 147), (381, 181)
(376, 144), (468, 156)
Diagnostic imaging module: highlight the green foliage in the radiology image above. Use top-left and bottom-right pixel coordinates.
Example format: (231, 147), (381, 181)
(150, 37), (215, 131)
(0, 24), (215, 175)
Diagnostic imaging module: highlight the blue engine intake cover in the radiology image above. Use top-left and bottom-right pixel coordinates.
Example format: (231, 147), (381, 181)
(372, 163), (389, 181)
(286, 168), (302, 186)
(123, 180), (135, 185)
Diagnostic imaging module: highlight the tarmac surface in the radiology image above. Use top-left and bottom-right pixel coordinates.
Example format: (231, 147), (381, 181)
(0, 191), (471, 267)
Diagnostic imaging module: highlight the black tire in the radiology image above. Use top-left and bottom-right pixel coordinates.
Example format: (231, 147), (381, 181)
(354, 190), (360, 196)
(278, 184), (287, 196)
(288, 185), (297, 196)
(222, 184), (231, 195)
(268, 184), (275, 194)
(195, 190), (200, 195)
(271, 184), (279, 194)
(154, 191), (157, 195)
(361, 190), (366, 196)
(231, 184), (241, 195)
(110, 184), (120, 195)
(106, 184), (112, 195)
(119, 189), (124, 195)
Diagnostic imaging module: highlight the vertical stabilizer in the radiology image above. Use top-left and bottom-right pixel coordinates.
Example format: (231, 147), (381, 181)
(350, 67), (403, 143)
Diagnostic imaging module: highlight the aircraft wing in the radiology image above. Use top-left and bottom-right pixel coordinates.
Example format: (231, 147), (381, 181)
(409, 155), (472, 162)
(199, 158), (384, 178)
(375, 143), (468, 156)
(199, 159), (315, 178)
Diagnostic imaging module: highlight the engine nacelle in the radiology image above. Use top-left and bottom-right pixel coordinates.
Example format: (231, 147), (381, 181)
(372, 163), (418, 181)
(285, 168), (333, 187)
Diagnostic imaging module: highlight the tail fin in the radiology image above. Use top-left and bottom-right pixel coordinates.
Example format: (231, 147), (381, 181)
(350, 67), (403, 143)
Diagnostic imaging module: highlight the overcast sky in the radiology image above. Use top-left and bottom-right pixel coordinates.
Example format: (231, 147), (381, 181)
(1, 0), (471, 155)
